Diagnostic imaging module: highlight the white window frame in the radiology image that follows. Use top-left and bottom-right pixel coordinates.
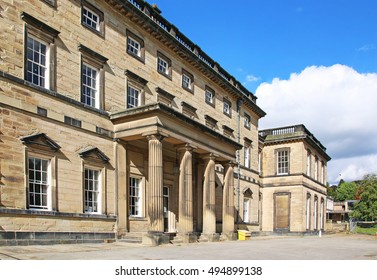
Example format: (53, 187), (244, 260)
(127, 85), (140, 109)
(27, 155), (52, 210)
(84, 168), (101, 214)
(157, 56), (169, 75)
(127, 36), (141, 57)
(223, 100), (231, 116)
(205, 88), (215, 105)
(81, 63), (100, 108)
(182, 73), (192, 90)
(244, 113), (251, 128)
(243, 198), (250, 223)
(277, 149), (289, 175)
(129, 177), (142, 217)
(82, 6), (100, 31)
(26, 35), (50, 89)
(244, 145), (250, 169)
(314, 157), (318, 181)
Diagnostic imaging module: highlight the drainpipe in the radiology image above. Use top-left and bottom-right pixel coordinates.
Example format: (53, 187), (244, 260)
(236, 98), (243, 226)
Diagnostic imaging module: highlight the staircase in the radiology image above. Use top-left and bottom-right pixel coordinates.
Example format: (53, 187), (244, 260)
(118, 232), (143, 244)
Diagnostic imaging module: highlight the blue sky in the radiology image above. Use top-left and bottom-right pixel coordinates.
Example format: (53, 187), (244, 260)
(153, 0), (377, 184)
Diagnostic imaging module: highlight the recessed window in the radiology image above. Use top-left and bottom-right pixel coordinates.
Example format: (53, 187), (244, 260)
(84, 168), (101, 213)
(22, 12), (60, 90)
(28, 156), (50, 210)
(127, 85), (140, 108)
(223, 99), (231, 117)
(244, 145), (250, 168)
(26, 36), (49, 88)
(79, 44), (108, 110)
(205, 87), (215, 106)
(243, 198), (250, 223)
(81, 1), (104, 35)
(127, 31), (144, 62)
(157, 52), (171, 79)
(277, 149), (289, 175)
(182, 69), (194, 92)
(129, 177), (142, 217)
(82, 63), (99, 108)
(64, 116), (82, 128)
(244, 113), (251, 129)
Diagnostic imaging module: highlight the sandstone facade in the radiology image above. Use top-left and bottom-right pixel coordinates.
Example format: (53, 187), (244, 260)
(0, 0), (330, 245)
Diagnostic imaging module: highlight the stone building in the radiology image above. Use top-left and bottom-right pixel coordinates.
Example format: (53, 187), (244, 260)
(0, 0), (330, 245)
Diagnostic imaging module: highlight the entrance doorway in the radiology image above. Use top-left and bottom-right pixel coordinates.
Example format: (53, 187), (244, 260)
(163, 186), (176, 233)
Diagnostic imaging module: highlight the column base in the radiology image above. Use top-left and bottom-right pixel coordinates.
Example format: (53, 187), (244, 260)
(142, 231), (170, 246)
(220, 232), (237, 241)
(172, 232), (198, 244)
(198, 233), (220, 242)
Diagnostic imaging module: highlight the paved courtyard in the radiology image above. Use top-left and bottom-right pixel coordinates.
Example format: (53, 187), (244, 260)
(0, 233), (376, 260)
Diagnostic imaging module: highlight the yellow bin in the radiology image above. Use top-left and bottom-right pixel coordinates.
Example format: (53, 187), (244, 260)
(238, 230), (251, 240)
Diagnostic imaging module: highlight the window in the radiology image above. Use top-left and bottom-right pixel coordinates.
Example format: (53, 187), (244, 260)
(244, 145), (250, 168)
(129, 177), (142, 217)
(22, 12), (59, 90)
(64, 116), (82, 128)
(244, 113), (251, 129)
(127, 85), (140, 108)
(307, 151), (311, 176)
(314, 157), (318, 181)
(157, 52), (171, 78)
(243, 198), (250, 223)
(182, 69), (194, 92)
(277, 149), (289, 175)
(28, 156), (50, 210)
(79, 44), (108, 110)
(26, 36), (49, 88)
(84, 168), (100, 213)
(82, 63), (99, 108)
(223, 99), (231, 117)
(205, 87), (215, 106)
(306, 193), (311, 230)
(127, 31), (144, 62)
(81, 1), (104, 35)
(258, 150), (262, 174)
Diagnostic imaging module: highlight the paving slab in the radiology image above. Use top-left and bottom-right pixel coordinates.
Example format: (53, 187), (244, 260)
(0, 233), (376, 260)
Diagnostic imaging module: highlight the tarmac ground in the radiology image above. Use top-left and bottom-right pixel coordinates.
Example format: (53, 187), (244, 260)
(0, 233), (376, 260)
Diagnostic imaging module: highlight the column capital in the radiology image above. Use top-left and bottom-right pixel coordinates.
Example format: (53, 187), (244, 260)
(145, 133), (166, 142)
(221, 160), (236, 168)
(176, 143), (197, 152)
(201, 153), (218, 161)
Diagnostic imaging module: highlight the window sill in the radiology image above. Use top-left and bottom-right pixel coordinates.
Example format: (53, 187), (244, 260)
(127, 51), (145, 64)
(82, 23), (105, 38)
(157, 70), (172, 80)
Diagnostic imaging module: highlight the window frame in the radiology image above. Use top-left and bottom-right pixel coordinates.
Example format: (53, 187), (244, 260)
(243, 198), (250, 223)
(126, 30), (145, 63)
(223, 98), (232, 117)
(205, 86), (215, 107)
(127, 84), (141, 109)
(81, 62), (100, 108)
(27, 155), (52, 210)
(244, 145), (251, 169)
(244, 112), (251, 129)
(276, 148), (290, 175)
(129, 176), (143, 217)
(181, 69), (194, 93)
(81, 0), (104, 36)
(157, 51), (172, 79)
(78, 44), (107, 110)
(83, 167), (102, 214)
(22, 12), (59, 91)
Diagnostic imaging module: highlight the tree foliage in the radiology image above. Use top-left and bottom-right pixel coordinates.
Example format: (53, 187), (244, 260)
(350, 174), (377, 221)
(335, 181), (357, 201)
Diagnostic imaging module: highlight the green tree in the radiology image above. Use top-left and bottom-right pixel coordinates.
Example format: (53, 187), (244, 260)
(335, 181), (357, 201)
(326, 184), (337, 198)
(350, 174), (377, 221)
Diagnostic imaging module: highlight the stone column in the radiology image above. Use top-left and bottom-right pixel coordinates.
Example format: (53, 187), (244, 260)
(174, 144), (197, 243)
(143, 134), (169, 246)
(178, 144), (194, 233)
(115, 139), (128, 236)
(222, 162), (236, 239)
(200, 153), (218, 241)
(147, 134), (164, 232)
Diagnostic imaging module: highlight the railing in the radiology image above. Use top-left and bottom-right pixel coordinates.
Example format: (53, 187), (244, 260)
(124, 0), (255, 101)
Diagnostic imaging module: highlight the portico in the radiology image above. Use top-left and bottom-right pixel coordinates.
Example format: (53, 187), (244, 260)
(110, 103), (241, 244)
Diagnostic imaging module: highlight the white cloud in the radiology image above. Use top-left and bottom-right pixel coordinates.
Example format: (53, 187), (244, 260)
(244, 74), (260, 83)
(357, 44), (376, 52)
(255, 64), (377, 183)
